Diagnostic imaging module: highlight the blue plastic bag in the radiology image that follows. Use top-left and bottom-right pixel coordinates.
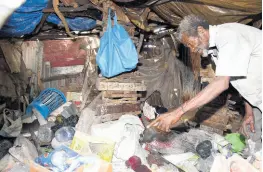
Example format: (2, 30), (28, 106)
(96, 9), (138, 78)
(0, 0), (96, 37)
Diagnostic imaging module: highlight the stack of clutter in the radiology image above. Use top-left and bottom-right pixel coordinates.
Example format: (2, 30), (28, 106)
(139, 103), (261, 172)
(95, 73), (147, 123)
(0, 87), (261, 172)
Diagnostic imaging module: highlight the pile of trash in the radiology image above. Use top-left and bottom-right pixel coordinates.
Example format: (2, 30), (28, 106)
(0, 88), (261, 172)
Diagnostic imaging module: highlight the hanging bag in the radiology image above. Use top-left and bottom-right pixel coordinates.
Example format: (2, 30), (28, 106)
(96, 8), (138, 78)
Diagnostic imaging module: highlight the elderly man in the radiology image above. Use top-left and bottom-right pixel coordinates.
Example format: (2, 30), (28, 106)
(149, 15), (262, 149)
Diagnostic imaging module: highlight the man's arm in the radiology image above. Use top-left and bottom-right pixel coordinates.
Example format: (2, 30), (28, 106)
(148, 76), (231, 131)
(244, 101), (253, 116)
(172, 76), (230, 117)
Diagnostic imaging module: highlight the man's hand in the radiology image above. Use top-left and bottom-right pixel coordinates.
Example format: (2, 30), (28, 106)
(239, 111), (255, 137)
(147, 111), (182, 132)
(239, 102), (255, 137)
(147, 76), (230, 132)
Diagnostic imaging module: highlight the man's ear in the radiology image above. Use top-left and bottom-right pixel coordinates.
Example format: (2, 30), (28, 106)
(197, 26), (205, 36)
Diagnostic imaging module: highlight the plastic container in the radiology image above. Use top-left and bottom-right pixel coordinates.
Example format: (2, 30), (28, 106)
(26, 88), (66, 119)
(55, 126), (75, 142)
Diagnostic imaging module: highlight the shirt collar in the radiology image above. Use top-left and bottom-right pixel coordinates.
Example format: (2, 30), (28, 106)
(209, 25), (217, 48)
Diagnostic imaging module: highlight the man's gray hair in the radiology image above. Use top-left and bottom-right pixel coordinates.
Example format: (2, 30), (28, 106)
(176, 15), (209, 41)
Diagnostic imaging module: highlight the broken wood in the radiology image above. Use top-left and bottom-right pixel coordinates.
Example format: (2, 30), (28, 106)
(102, 91), (142, 98)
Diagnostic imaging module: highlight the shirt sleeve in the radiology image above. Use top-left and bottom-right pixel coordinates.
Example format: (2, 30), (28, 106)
(215, 28), (252, 77)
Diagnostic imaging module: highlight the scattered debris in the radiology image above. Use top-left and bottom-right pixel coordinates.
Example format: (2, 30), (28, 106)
(0, 1), (261, 172)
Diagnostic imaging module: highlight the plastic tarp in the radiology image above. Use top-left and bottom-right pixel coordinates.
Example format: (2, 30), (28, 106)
(138, 37), (200, 109)
(152, 0), (262, 26)
(47, 14), (96, 31)
(0, 0), (96, 37)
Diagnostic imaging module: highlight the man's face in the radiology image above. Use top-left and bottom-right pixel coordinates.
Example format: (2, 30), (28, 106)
(181, 27), (209, 56)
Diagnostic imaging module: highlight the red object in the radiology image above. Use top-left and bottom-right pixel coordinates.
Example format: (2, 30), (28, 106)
(126, 156), (142, 170)
(43, 39), (87, 67)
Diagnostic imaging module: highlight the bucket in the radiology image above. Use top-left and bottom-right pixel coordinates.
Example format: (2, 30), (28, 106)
(26, 88), (66, 119)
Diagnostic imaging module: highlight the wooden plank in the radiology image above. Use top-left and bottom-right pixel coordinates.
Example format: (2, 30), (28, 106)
(96, 74), (147, 91)
(102, 99), (138, 104)
(104, 91), (136, 94)
(102, 91), (142, 98)
(97, 81), (146, 91)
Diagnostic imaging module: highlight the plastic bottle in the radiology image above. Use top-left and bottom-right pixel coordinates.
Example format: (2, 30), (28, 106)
(55, 126), (75, 142)
(37, 123), (54, 145)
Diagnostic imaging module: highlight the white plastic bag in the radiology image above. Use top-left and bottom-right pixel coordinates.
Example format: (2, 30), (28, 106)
(211, 154), (259, 172)
(91, 115), (144, 141)
(0, 154), (16, 171)
(114, 122), (144, 160)
(9, 136), (38, 164)
(163, 152), (199, 172)
(91, 115), (145, 159)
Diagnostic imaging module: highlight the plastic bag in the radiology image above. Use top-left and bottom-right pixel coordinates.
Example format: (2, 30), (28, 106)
(96, 8), (138, 78)
(225, 133), (246, 153)
(51, 125), (75, 149)
(91, 115), (145, 160)
(163, 152), (199, 172)
(144, 129), (213, 155)
(3, 162), (29, 172)
(35, 145), (111, 172)
(70, 131), (115, 162)
(0, 154), (16, 171)
(9, 136), (38, 164)
(55, 127), (75, 142)
(90, 115), (149, 171)
(0, 109), (22, 137)
(211, 154), (259, 172)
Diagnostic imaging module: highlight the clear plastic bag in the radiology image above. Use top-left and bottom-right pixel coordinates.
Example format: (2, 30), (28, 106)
(0, 109), (22, 137)
(9, 136), (38, 164)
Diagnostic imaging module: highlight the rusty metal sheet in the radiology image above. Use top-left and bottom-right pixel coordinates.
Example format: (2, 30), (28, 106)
(0, 47), (10, 72)
(0, 41), (22, 73)
(21, 41), (43, 74)
(0, 71), (16, 97)
(42, 60), (85, 92)
(43, 37), (99, 67)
